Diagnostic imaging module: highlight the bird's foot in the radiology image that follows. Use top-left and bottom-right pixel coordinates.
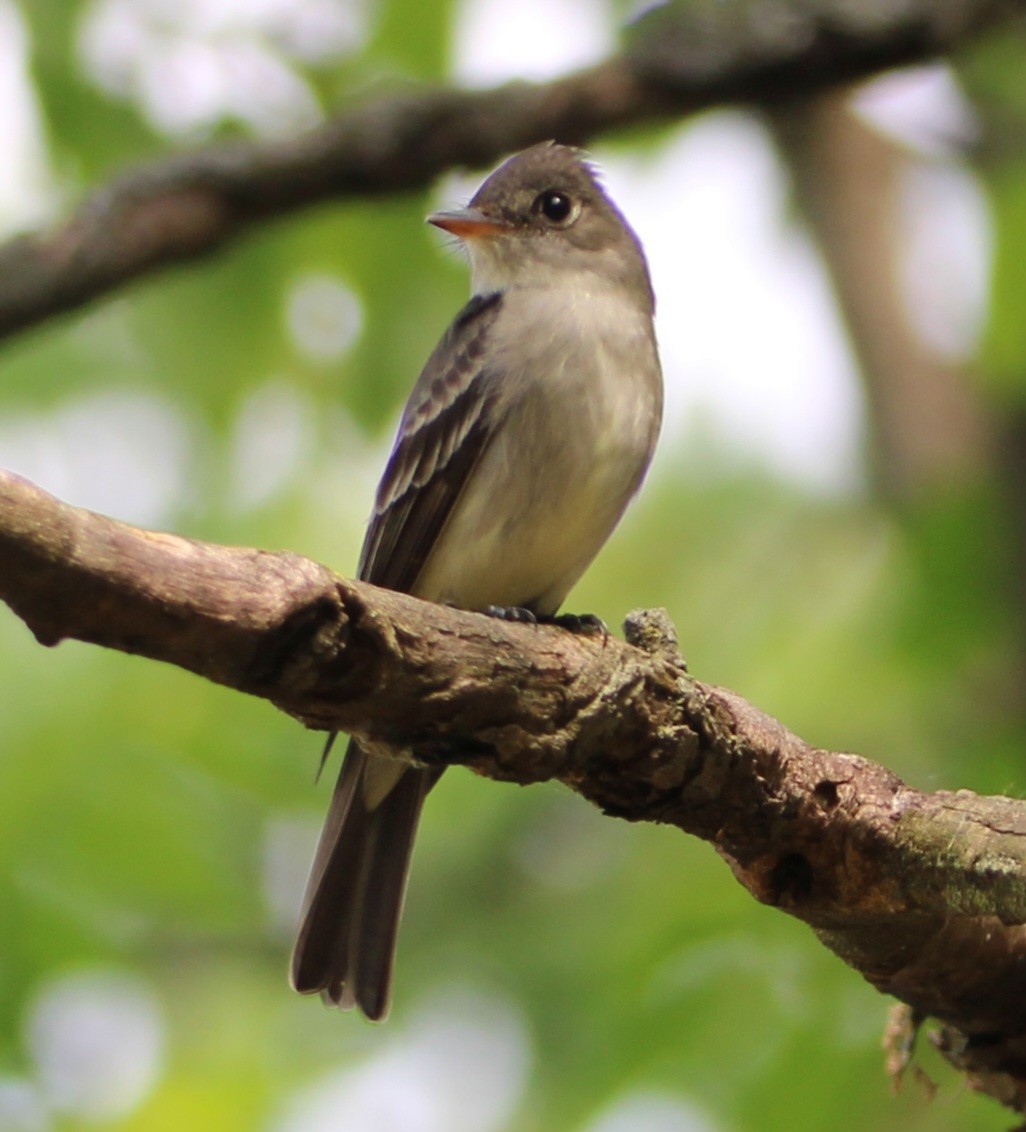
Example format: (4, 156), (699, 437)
(484, 604), (538, 624)
(537, 612), (609, 636)
(483, 606), (608, 638)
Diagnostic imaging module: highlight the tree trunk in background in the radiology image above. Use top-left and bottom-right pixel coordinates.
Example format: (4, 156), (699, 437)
(769, 89), (993, 502)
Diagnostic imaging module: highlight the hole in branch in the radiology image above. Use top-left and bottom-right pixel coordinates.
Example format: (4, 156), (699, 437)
(813, 780), (840, 809)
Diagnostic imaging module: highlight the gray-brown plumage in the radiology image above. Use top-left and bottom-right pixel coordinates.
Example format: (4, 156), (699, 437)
(290, 142), (662, 1020)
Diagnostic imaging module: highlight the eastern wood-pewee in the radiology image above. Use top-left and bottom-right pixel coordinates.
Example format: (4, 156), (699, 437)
(291, 141), (663, 1020)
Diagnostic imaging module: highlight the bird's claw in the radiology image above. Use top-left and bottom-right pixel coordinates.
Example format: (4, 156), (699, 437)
(484, 604), (538, 624)
(539, 612), (609, 636)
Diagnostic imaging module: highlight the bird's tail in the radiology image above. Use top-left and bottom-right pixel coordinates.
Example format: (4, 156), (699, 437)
(290, 738), (437, 1021)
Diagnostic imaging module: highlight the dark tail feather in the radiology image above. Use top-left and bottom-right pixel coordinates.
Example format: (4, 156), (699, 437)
(291, 739), (437, 1021)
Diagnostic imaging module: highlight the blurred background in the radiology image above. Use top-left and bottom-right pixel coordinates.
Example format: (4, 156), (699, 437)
(0, 0), (1023, 1129)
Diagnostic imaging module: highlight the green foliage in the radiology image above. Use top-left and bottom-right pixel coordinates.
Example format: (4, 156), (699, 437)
(0, 3), (1022, 1130)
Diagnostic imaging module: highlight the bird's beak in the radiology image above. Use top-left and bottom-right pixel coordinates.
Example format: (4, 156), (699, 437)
(427, 207), (508, 239)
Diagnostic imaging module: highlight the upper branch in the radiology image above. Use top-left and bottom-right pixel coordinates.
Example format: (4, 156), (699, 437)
(1, 0), (1022, 340)
(3, 464), (1026, 1111)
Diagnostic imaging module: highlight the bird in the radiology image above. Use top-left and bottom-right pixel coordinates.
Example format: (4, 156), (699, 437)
(290, 141), (663, 1021)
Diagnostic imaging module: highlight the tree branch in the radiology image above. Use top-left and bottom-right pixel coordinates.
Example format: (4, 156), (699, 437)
(2, 464), (1026, 1112)
(2, 0), (1022, 340)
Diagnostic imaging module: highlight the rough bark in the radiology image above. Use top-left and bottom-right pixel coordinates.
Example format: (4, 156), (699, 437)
(2, 465), (1026, 1113)
(0, 0), (1023, 340)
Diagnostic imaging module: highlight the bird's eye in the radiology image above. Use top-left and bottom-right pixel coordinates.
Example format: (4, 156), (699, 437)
(534, 190), (574, 224)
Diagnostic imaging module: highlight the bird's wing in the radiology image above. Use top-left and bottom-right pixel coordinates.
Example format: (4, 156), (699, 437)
(358, 290), (504, 591)
(291, 291), (507, 1018)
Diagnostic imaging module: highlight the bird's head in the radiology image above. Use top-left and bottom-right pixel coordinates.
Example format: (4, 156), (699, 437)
(428, 141), (653, 311)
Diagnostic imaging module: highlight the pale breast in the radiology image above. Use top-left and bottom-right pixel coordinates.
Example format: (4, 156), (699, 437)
(413, 285), (662, 614)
